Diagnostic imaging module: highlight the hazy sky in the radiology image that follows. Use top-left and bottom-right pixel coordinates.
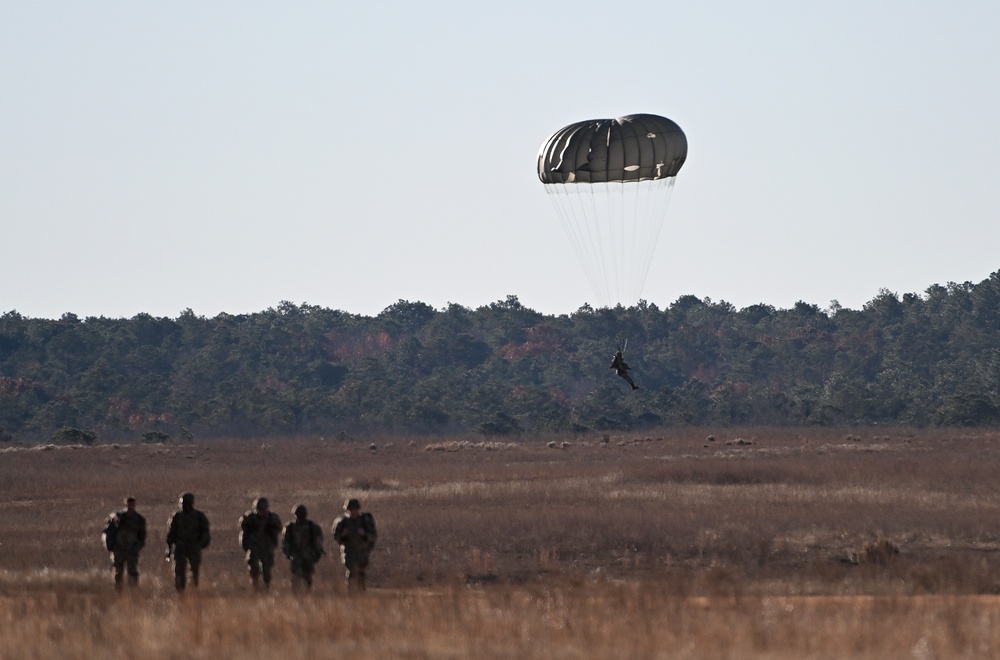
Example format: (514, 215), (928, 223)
(3, 2), (999, 320)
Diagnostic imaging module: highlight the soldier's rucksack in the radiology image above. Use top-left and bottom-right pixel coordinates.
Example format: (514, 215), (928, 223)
(360, 513), (377, 550)
(310, 520), (325, 562)
(102, 514), (118, 552)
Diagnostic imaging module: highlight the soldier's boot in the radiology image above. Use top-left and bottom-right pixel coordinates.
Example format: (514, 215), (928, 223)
(128, 574), (139, 588)
(175, 573), (186, 592)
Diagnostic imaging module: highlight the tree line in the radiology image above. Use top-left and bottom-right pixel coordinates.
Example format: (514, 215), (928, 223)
(3, 271), (1000, 443)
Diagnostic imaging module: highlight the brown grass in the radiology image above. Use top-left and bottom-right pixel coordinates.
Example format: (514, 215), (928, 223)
(3, 427), (1000, 657)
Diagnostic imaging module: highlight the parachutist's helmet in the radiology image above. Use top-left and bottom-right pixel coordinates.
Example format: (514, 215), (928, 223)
(254, 497), (269, 512)
(345, 498), (361, 511)
(180, 492), (195, 508)
(293, 504), (307, 518)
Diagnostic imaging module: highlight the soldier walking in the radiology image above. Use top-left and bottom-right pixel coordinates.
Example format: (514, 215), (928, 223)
(165, 492), (211, 592)
(281, 504), (325, 592)
(102, 496), (147, 590)
(239, 496), (282, 591)
(333, 498), (377, 593)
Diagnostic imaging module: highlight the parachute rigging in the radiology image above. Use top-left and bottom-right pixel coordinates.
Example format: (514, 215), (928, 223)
(537, 113), (687, 308)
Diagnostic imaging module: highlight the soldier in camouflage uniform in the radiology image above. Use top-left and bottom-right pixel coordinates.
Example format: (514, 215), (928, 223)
(165, 492), (211, 592)
(281, 504), (325, 592)
(102, 496), (147, 590)
(333, 498), (377, 593)
(239, 496), (282, 591)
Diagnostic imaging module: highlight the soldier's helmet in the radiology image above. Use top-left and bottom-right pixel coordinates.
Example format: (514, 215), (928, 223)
(180, 492), (195, 507)
(293, 504), (307, 518)
(254, 496), (269, 511)
(346, 498), (361, 510)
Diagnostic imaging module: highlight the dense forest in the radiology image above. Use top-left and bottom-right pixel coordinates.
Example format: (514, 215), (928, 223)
(3, 271), (1000, 443)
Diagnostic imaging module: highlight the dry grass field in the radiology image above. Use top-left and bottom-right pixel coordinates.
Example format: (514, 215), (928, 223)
(3, 427), (1000, 657)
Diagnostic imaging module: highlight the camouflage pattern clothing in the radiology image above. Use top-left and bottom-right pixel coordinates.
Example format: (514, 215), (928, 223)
(333, 503), (377, 593)
(239, 503), (282, 590)
(166, 494), (211, 591)
(103, 504), (147, 589)
(611, 350), (638, 390)
(281, 513), (324, 591)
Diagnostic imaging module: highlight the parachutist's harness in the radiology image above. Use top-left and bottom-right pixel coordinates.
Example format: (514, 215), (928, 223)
(611, 340), (638, 390)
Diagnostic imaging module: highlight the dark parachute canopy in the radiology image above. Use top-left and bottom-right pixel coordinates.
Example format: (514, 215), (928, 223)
(537, 114), (687, 185)
(536, 113), (688, 307)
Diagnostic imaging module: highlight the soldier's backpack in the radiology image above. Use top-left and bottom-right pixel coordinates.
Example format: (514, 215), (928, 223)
(102, 514), (118, 552)
(360, 513), (377, 550)
(310, 520), (325, 562)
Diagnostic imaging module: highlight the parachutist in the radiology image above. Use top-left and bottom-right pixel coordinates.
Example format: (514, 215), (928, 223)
(611, 350), (639, 390)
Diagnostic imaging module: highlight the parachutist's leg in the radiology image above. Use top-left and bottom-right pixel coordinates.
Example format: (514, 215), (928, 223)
(617, 370), (638, 389)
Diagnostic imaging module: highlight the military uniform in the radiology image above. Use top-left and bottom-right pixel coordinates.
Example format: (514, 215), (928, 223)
(333, 499), (377, 592)
(104, 503), (147, 589)
(240, 497), (282, 590)
(281, 505), (325, 591)
(611, 351), (638, 390)
(166, 493), (211, 591)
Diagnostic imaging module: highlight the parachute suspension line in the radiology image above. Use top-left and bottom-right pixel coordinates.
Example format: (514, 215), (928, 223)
(538, 113), (686, 310)
(610, 180), (626, 305)
(616, 177), (675, 305)
(603, 182), (617, 304)
(548, 178), (677, 309)
(547, 185), (605, 305)
(576, 183), (611, 305)
(584, 182), (614, 305)
(634, 177), (676, 301)
(624, 177), (643, 304)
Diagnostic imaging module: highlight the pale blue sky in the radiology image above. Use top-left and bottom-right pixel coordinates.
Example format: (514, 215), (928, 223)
(3, 2), (999, 319)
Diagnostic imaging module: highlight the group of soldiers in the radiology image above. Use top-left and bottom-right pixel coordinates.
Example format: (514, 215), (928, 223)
(102, 493), (377, 594)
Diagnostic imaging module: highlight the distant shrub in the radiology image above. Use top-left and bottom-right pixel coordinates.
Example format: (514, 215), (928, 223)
(345, 476), (398, 491)
(477, 412), (522, 437)
(141, 430), (170, 444)
(50, 426), (97, 446)
(425, 440), (518, 452)
(860, 538), (900, 565)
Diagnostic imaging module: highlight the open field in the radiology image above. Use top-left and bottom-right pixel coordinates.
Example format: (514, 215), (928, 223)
(3, 427), (1000, 657)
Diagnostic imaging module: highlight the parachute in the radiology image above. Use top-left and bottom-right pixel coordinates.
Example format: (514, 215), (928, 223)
(537, 114), (687, 307)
